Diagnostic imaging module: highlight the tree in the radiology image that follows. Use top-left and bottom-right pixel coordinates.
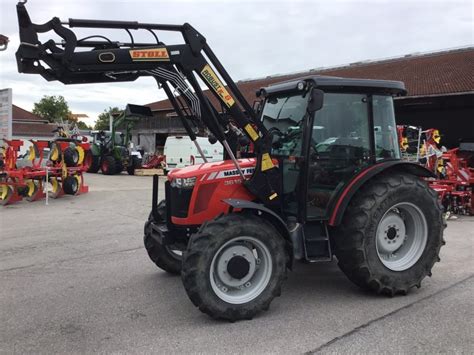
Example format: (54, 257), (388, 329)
(76, 120), (92, 130)
(94, 107), (122, 130)
(32, 95), (71, 123)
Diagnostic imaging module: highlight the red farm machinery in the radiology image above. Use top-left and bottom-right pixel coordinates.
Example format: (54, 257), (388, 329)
(398, 126), (473, 216)
(0, 132), (90, 205)
(15, 2), (446, 321)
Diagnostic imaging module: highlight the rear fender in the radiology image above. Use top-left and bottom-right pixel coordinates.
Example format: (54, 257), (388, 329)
(222, 199), (293, 269)
(328, 161), (435, 226)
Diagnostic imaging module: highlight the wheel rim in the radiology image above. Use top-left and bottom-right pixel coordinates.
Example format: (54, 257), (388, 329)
(71, 149), (79, 163)
(376, 202), (428, 271)
(70, 178), (78, 193)
(26, 180), (38, 198)
(50, 145), (60, 161)
(210, 236), (272, 304)
(101, 160), (108, 173)
(0, 185), (12, 204)
(49, 178), (60, 197)
(165, 247), (182, 260)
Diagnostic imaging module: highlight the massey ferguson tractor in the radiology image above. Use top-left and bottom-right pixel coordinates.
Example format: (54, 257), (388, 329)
(15, 1), (445, 321)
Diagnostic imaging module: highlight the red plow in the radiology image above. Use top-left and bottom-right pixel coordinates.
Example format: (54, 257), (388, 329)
(0, 138), (90, 205)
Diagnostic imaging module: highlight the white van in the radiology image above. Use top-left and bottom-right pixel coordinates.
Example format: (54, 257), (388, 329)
(164, 136), (223, 173)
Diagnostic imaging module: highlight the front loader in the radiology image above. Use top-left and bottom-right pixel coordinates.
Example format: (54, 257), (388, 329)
(15, 1), (445, 321)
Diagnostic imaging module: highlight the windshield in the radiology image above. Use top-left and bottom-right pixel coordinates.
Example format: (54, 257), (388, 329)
(262, 93), (308, 131)
(261, 92), (309, 156)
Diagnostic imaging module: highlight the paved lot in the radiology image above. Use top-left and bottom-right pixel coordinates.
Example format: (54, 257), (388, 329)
(1, 173), (473, 354)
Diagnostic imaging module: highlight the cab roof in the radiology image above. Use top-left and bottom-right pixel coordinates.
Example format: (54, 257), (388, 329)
(258, 75), (407, 97)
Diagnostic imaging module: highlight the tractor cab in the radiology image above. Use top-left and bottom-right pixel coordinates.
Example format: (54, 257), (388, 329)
(259, 76), (405, 222)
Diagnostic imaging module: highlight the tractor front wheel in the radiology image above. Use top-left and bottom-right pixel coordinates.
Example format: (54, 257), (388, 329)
(85, 151), (100, 173)
(143, 201), (182, 274)
(181, 213), (287, 321)
(334, 172), (445, 296)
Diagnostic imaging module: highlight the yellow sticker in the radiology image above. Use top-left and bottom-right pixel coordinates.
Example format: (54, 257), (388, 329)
(244, 124), (259, 142)
(261, 153), (274, 171)
(129, 48), (170, 61)
(200, 64), (235, 108)
(269, 192), (278, 200)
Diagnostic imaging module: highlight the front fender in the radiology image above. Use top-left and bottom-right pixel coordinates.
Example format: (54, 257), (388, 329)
(222, 198), (293, 268)
(328, 160), (435, 226)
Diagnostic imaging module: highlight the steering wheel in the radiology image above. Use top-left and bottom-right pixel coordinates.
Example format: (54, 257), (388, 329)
(268, 127), (284, 137)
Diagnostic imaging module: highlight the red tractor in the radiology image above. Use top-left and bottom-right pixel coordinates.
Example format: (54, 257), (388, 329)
(15, 2), (445, 321)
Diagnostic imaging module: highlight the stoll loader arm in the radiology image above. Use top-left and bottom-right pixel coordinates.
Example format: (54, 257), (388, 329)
(15, 1), (280, 206)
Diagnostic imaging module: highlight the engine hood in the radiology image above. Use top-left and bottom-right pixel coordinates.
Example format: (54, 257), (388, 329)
(168, 158), (257, 180)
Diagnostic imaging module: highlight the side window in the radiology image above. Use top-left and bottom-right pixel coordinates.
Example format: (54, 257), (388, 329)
(373, 95), (400, 159)
(307, 93), (371, 219)
(312, 93), (370, 161)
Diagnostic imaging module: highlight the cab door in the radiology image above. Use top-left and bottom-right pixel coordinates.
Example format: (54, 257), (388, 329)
(305, 93), (372, 220)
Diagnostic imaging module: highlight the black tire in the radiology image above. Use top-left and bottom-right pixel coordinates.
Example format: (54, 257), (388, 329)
(86, 152), (101, 173)
(181, 213), (287, 321)
(115, 162), (124, 174)
(101, 155), (116, 175)
(143, 200), (182, 274)
(64, 147), (79, 167)
(334, 172), (445, 296)
(63, 176), (79, 195)
(127, 156), (141, 175)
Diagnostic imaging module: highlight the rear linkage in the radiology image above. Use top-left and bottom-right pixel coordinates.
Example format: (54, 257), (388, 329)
(15, 0), (281, 207)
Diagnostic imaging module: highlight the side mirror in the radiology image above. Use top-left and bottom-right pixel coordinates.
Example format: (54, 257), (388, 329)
(252, 100), (262, 117)
(308, 89), (324, 113)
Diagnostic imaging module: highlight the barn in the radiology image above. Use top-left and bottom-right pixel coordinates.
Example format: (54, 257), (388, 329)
(140, 47), (473, 152)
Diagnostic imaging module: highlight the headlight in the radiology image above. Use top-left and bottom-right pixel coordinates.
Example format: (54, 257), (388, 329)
(171, 177), (196, 189)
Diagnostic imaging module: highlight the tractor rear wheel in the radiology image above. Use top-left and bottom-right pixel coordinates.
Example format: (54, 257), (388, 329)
(334, 172), (444, 296)
(101, 155), (116, 175)
(143, 201), (182, 274)
(181, 213), (287, 321)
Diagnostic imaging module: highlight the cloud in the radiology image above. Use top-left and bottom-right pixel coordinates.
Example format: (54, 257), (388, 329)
(1, 0), (472, 126)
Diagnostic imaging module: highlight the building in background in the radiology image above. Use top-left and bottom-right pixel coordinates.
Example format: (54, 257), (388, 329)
(142, 47), (473, 151)
(12, 105), (56, 141)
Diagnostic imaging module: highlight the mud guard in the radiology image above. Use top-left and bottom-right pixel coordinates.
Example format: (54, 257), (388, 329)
(222, 198), (293, 268)
(328, 160), (435, 226)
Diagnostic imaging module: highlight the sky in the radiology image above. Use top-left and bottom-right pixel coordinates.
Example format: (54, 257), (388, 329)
(0, 0), (472, 126)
